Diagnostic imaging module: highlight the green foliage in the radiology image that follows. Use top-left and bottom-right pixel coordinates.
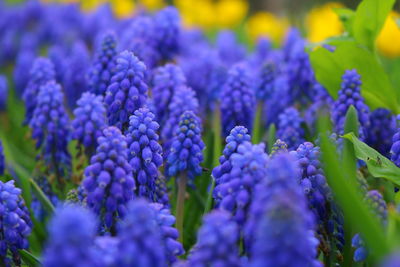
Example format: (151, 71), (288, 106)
(343, 132), (400, 186)
(20, 249), (41, 267)
(352, 0), (396, 51)
(333, 8), (355, 34)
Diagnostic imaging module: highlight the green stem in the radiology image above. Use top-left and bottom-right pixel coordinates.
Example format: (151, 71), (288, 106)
(252, 102), (263, 144)
(204, 179), (215, 214)
(176, 172), (187, 244)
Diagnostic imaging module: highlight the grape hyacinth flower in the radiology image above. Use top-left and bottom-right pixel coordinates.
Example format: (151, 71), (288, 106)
(220, 64), (256, 137)
(365, 108), (396, 157)
(263, 74), (291, 126)
(29, 81), (71, 179)
(152, 63), (186, 124)
(161, 85), (199, 147)
(0, 180), (32, 266)
(126, 108), (163, 201)
(186, 210), (240, 267)
(13, 49), (35, 97)
(23, 57), (55, 124)
(0, 75), (7, 111)
(391, 125), (400, 167)
(87, 31), (118, 96)
(63, 41), (90, 109)
(105, 50), (148, 130)
(166, 111), (205, 180)
(352, 190), (388, 262)
(42, 204), (100, 267)
(277, 107), (305, 150)
(212, 126), (251, 197)
(216, 30), (246, 66)
(154, 173), (170, 207)
(255, 59), (277, 101)
(150, 203), (184, 263)
(116, 199), (167, 267)
(270, 139), (288, 156)
(72, 92), (107, 157)
(83, 126), (135, 230)
(245, 153), (320, 266)
(331, 69), (370, 138)
(154, 6), (180, 61)
(214, 141), (268, 226)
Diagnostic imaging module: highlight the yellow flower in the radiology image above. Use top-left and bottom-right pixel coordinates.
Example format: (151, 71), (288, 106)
(138, 0), (164, 11)
(215, 0), (248, 28)
(174, 0), (216, 29)
(111, 0), (136, 18)
(306, 2), (343, 43)
(377, 11), (400, 58)
(247, 12), (288, 45)
(80, 0), (106, 12)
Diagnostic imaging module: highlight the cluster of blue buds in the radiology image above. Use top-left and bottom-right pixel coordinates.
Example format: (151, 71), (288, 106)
(161, 85), (199, 147)
(150, 203), (184, 263)
(116, 199), (167, 266)
(352, 190), (387, 262)
(152, 64), (186, 124)
(166, 111), (205, 180)
(214, 141), (268, 226)
(42, 204), (100, 267)
(154, 7), (180, 61)
(83, 126), (135, 230)
(13, 48), (35, 97)
(365, 108), (396, 157)
(270, 139), (288, 156)
(0, 180), (32, 266)
(216, 30), (246, 66)
(331, 69), (370, 138)
(126, 108), (163, 201)
(277, 107), (305, 150)
(245, 153), (320, 267)
(185, 210), (240, 267)
(87, 31), (118, 96)
(105, 50), (148, 130)
(0, 75), (7, 110)
(220, 64), (256, 136)
(23, 57), (55, 124)
(212, 126), (251, 198)
(72, 92), (107, 157)
(29, 81), (71, 177)
(255, 59), (277, 101)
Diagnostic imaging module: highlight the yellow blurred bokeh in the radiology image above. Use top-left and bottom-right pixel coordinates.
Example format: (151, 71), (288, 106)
(306, 2), (343, 43)
(246, 12), (288, 45)
(377, 11), (400, 58)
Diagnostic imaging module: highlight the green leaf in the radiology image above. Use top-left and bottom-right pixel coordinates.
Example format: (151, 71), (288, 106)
(333, 7), (355, 34)
(309, 42), (399, 113)
(318, 117), (390, 262)
(20, 250), (41, 267)
(267, 123), (276, 154)
(342, 132), (400, 186)
(30, 178), (55, 215)
(352, 0), (395, 50)
(252, 102), (264, 144)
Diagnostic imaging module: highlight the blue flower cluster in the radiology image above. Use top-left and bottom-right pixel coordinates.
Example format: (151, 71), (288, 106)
(185, 210), (240, 267)
(72, 92), (107, 156)
(166, 111), (205, 180)
(83, 126), (135, 229)
(255, 59), (277, 101)
(0, 180), (32, 266)
(277, 107), (304, 150)
(212, 126), (251, 197)
(220, 64), (256, 136)
(331, 69), (370, 138)
(214, 141), (268, 226)
(105, 50), (148, 129)
(43, 204), (100, 267)
(245, 153), (320, 267)
(126, 108), (163, 201)
(152, 64), (186, 124)
(154, 7), (180, 61)
(87, 31), (118, 96)
(270, 139), (288, 156)
(29, 81), (71, 177)
(23, 57), (55, 124)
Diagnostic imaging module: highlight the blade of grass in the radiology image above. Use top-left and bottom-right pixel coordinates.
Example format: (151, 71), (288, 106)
(267, 123), (276, 153)
(20, 249), (41, 267)
(30, 178), (55, 215)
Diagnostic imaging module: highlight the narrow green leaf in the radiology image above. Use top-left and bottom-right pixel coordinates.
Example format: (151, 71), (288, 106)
(20, 250), (41, 267)
(30, 178), (55, 214)
(342, 132), (400, 186)
(252, 102), (264, 144)
(352, 0), (395, 50)
(318, 117), (390, 262)
(267, 123), (276, 153)
(333, 7), (355, 34)
(309, 42), (399, 113)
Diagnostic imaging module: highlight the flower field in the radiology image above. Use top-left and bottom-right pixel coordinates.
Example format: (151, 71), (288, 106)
(1, 0), (400, 266)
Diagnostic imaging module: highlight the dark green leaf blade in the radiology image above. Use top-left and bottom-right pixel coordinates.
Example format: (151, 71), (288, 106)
(30, 178), (55, 215)
(20, 249), (41, 267)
